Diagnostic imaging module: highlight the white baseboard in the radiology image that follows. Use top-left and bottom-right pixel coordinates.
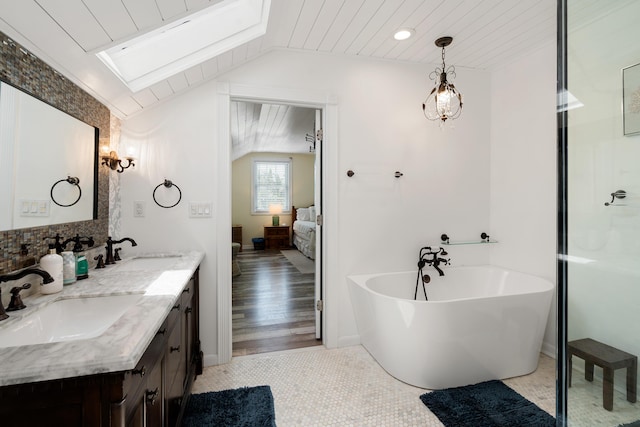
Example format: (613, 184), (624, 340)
(203, 353), (219, 367)
(541, 340), (557, 359)
(338, 334), (360, 348)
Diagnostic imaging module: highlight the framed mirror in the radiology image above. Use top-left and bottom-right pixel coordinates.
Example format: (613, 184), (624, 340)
(0, 81), (98, 231)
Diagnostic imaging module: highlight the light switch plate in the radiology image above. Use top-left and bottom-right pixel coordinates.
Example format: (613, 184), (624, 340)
(134, 201), (145, 217)
(19, 199), (49, 217)
(189, 202), (212, 218)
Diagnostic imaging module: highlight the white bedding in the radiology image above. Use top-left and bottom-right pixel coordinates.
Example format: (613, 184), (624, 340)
(293, 220), (316, 259)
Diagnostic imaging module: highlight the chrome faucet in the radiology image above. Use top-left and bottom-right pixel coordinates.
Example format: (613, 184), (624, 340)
(105, 237), (138, 265)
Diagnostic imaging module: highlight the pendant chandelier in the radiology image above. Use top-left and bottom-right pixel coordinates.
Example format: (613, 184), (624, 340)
(422, 36), (463, 124)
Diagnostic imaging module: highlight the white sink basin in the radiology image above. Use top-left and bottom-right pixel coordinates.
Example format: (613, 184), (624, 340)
(0, 294), (142, 348)
(113, 256), (181, 272)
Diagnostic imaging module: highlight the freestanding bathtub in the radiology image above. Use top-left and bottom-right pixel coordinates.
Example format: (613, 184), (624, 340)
(346, 265), (554, 389)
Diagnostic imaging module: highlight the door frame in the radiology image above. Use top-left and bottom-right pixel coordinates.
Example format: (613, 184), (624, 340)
(216, 82), (338, 364)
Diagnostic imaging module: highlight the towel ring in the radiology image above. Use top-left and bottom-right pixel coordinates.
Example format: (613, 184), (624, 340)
(153, 179), (182, 208)
(50, 176), (82, 207)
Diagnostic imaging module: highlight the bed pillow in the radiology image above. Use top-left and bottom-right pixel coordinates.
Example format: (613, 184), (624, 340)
(308, 206), (316, 221)
(297, 208), (310, 221)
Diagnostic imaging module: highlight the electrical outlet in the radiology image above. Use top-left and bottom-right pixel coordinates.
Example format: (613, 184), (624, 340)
(134, 201), (145, 217)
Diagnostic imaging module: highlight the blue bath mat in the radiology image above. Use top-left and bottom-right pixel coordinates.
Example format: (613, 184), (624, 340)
(182, 385), (276, 427)
(420, 380), (554, 427)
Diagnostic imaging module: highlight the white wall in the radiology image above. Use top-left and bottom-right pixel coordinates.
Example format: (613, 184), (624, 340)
(120, 49), (494, 362)
(489, 41), (558, 354)
(119, 85), (219, 358)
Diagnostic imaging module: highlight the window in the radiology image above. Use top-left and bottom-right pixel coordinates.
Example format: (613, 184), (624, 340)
(252, 159), (291, 214)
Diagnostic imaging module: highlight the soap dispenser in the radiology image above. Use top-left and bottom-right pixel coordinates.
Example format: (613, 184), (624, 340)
(40, 244), (63, 294)
(61, 251), (77, 285)
(75, 253), (89, 280)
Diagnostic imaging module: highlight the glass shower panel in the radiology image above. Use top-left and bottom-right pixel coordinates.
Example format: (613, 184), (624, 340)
(566, 0), (640, 425)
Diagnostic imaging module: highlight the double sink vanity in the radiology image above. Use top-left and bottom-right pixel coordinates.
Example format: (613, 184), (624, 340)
(0, 250), (204, 426)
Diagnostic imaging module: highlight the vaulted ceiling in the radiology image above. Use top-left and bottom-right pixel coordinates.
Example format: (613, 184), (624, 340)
(0, 0), (559, 118)
(230, 101), (316, 160)
(0, 0), (560, 156)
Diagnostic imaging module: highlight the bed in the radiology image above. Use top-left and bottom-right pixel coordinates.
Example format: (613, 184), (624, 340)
(292, 205), (316, 260)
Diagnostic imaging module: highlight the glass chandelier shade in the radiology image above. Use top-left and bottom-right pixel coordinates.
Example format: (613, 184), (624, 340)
(422, 37), (463, 124)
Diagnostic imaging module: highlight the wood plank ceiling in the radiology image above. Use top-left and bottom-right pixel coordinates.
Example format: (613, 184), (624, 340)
(0, 0), (559, 155)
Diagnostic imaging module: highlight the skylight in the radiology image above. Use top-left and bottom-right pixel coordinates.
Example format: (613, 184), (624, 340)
(97, 0), (271, 92)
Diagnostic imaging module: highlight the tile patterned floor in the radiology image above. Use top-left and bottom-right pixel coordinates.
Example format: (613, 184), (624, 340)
(568, 365), (640, 426)
(193, 345), (559, 426)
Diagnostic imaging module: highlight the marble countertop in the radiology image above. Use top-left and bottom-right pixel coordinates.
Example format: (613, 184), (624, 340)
(0, 251), (204, 387)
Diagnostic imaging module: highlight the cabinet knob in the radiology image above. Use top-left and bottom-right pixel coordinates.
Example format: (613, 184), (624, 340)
(185, 307), (193, 314)
(157, 328), (167, 335)
(146, 388), (159, 406)
(132, 366), (146, 378)
(182, 287), (190, 294)
(170, 345), (181, 353)
(172, 303), (181, 311)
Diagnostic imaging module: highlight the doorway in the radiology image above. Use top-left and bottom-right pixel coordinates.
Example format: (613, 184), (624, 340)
(229, 101), (321, 356)
(216, 83), (337, 365)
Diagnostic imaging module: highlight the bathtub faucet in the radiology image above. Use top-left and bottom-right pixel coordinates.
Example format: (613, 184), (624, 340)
(419, 246), (450, 277)
(415, 246), (450, 301)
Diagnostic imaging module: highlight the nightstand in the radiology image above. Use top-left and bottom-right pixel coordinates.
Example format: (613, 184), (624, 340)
(264, 226), (290, 249)
(232, 225), (242, 251)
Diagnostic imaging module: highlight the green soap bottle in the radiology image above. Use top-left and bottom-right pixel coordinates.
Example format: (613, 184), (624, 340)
(76, 254), (89, 280)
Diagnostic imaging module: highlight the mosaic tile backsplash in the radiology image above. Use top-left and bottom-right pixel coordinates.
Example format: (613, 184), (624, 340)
(0, 30), (112, 275)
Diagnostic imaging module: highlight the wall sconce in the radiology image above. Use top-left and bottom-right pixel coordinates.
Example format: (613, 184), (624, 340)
(101, 150), (135, 173)
(422, 36), (463, 124)
(269, 204), (283, 226)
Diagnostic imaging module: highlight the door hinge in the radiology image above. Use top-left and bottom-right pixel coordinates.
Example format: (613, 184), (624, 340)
(316, 300), (323, 311)
(316, 128), (323, 142)
(316, 214), (323, 226)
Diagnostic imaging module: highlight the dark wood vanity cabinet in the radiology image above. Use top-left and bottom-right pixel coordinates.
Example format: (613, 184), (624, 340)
(0, 268), (202, 427)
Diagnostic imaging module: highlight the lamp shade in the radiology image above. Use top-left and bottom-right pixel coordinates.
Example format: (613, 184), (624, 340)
(422, 36), (463, 124)
(268, 204), (283, 215)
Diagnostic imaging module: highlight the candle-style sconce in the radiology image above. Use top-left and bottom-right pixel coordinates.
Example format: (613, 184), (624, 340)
(101, 150), (135, 173)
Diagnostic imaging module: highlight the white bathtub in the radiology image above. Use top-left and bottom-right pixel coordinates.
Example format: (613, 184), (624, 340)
(346, 265), (554, 389)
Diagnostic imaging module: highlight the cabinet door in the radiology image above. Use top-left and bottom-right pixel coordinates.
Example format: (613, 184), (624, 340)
(0, 379), (102, 426)
(165, 305), (184, 426)
(182, 280), (194, 389)
(126, 391), (145, 427)
(144, 358), (164, 427)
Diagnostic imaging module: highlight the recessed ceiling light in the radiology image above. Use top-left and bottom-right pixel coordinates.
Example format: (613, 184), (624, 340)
(97, 0), (271, 92)
(393, 28), (414, 41)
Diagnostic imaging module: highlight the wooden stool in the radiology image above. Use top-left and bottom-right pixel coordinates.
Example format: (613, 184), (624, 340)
(568, 338), (637, 411)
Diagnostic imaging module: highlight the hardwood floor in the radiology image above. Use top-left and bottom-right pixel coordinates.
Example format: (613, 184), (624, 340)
(232, 249), (321, 356)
